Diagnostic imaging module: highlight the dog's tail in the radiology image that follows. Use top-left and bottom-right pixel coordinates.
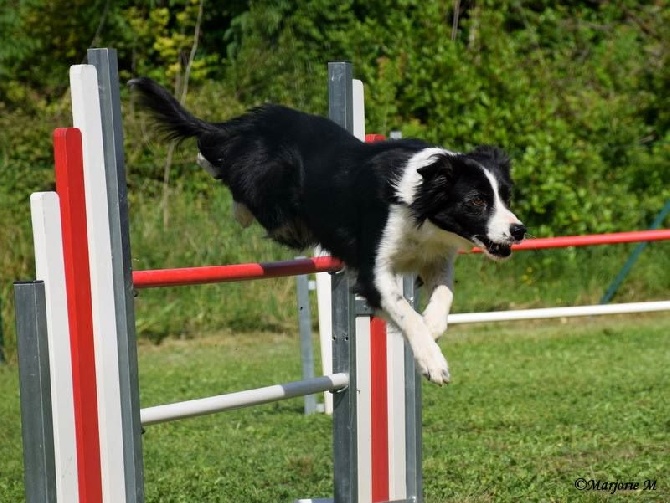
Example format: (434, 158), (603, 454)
(128, 77), (218, 142)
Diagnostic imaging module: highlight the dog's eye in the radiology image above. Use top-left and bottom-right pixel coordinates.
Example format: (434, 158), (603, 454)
(469, 198), (486, 208)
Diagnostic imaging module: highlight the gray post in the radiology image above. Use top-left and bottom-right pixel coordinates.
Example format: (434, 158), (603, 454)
(296, 266), (317, 415)
(14, 281), (57, 503)
(402, 276), (422, 502)
(600, 198), (670, 304)
(328, 61), (358, 503)
(331, 271), (357, 503)
(328, 62), (354, 133)
(87, 48), (145, 503)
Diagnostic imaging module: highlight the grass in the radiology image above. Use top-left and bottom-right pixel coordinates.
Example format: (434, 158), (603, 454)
(1, 313), (668, 502)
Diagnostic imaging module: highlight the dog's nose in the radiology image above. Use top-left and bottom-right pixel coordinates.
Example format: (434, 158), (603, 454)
(510, 224), (526, 242)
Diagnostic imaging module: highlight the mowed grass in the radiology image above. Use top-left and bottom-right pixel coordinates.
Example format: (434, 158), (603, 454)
(1, 314), (668, 502)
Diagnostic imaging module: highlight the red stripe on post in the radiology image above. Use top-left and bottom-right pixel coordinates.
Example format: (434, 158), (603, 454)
(370, 317), (389, 502)
(54, 128), (103, 503)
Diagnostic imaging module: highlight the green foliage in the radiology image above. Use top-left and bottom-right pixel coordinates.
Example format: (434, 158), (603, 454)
(215, 0), (669, 235)
(2, 0), (668, 234)
(0, 0), (669, 353)
(121, 0), (215, 87)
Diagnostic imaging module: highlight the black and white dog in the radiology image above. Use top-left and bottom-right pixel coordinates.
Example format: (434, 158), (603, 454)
(130, 77), (526, 385)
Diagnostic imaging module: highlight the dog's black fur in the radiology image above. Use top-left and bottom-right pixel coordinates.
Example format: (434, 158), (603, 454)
(130, 78), (517, 303)
(130, 77), (525, 383)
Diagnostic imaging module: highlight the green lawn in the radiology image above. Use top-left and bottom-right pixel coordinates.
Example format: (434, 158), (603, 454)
(1, 314), (668, 502)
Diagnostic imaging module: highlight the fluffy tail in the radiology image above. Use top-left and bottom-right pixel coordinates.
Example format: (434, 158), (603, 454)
(128, 77), (218, 142)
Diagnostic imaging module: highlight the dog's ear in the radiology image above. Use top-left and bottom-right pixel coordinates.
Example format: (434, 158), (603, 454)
(412, 153), (456, 225)
(417, 153), (455, 185)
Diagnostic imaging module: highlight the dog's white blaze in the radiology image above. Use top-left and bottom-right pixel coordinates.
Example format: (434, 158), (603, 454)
(481, 167), (521, 242)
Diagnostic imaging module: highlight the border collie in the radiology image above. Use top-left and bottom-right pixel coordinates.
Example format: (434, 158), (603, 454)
(130, 77), (526, 385)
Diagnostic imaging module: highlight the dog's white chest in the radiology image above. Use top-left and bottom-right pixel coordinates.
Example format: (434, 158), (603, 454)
(380, 207), (467, 273)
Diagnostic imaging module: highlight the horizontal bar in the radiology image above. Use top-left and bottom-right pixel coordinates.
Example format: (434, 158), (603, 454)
(133, 256), (342, 289)
(141, 373), (349, 426)
(132, 231), (669, 289)
(449, 301), (670, 324)
(471, 229), (670, 254)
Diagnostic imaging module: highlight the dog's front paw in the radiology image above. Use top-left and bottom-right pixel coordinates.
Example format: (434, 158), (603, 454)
(414, 341), (451, 385)
(422, 286), (453, 340)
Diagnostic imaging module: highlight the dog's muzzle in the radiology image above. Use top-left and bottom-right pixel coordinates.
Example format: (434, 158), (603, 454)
(474, 225), (526, 259)
(485, 241), (513, 258)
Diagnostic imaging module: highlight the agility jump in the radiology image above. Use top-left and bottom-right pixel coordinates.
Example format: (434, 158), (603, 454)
(14, 48), (670, 503)
(16, 50), (423, 503)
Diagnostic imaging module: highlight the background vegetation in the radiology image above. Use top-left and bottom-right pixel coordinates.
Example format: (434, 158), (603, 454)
(1, 0), (669, 357)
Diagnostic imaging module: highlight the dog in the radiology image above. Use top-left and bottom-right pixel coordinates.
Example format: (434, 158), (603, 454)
(130, 77), (526, 384)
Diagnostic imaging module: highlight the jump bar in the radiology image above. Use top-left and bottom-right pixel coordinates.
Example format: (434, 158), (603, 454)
(133, 256), (342, 289)
(140, 373), (349, 426)
(449, 300), (670, 324)
(472, 229), (670, 253)
(133, 231), (669, 289)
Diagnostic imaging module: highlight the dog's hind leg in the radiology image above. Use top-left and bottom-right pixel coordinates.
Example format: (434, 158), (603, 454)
(196, 151), (254, 228)
(373, 264), (451, 385)
(197, 152), (219, 177)
(420, 249), (458, 340)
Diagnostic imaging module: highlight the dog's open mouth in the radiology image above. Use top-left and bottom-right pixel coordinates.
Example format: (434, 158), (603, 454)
(473, 236), (513, 260)
(486, 241), (512, 258)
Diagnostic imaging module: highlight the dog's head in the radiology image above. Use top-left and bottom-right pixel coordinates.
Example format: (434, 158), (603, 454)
(410, 146), (526, 260)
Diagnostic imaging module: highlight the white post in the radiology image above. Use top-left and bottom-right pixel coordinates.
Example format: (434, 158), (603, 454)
(30, 192), (80, 503)
(314, 259), (333, 414)
(70, 64), (127, 503)
(354, 315), (373, 501)
(352, 80), (366, 141)
(386, 322), (408, 498)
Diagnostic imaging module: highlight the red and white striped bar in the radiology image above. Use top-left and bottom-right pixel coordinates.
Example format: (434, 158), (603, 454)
(471, 229), (670, 253)
(140, 373), (349, 426)
(131, 230), (669, 290)
(133, 256), (342, 289)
